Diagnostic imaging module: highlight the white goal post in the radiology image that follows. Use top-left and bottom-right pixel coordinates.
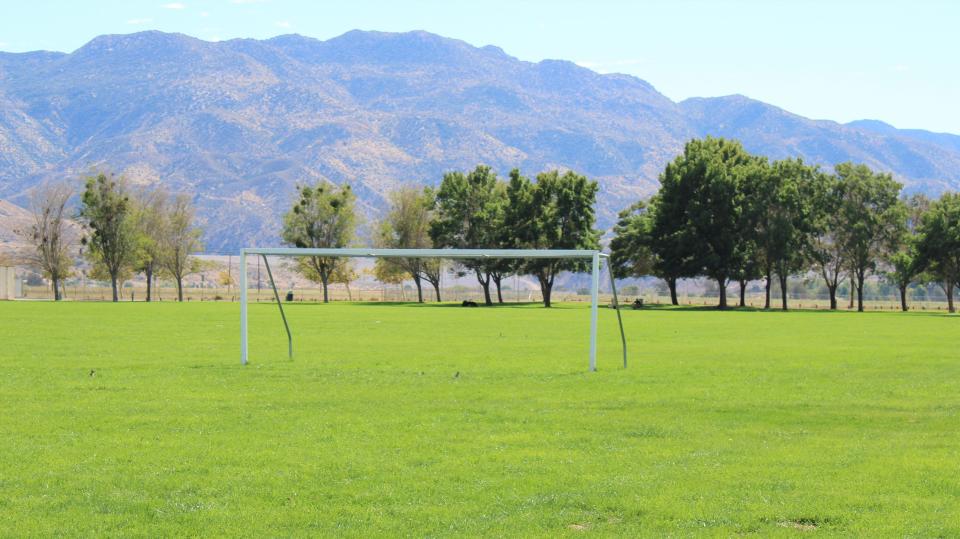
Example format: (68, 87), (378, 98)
(239, 248), (627, 371)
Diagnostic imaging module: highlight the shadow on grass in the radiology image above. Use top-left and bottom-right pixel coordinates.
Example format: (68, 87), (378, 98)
(627, 303), (764, 312)
(348, 301), (556, 309)
(272, 300), (958, 317)
(632, 304), (959, 317)
(278, 300), (552, 309)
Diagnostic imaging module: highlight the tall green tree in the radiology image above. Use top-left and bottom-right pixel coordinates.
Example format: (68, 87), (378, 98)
(647, 183), (698, 305)
(611, 197), (720, 303)
(731, 245), (761, 307)
(916, 192), (960, 313)
(429, 165), (506, 306)
(486, 181), (515, 305)
(834, 163), (906, 312)
(376, 186), (441, 303)
(884, 194), (929, 311)
(659, 137), (754, 309)
(504, 168), (599, 307)
(744, 158), (817, 310)
(281, 182), (357, 303)
(806, 172), (847, 310)
(731, 159), (768, 307)
(609, 197), (696, 304)
(79, 173), (138, 302)
(160, 193), (203, 302)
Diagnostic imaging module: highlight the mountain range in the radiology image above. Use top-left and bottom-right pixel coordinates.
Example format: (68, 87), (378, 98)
(1, 29), (958, 252)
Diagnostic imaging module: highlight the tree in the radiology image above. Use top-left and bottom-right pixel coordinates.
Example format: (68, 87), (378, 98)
(218, 268), (235, 291)
(17, 182), (77, 300)
(916, 192), (960, 313)
(806, 173), (847, 310)
(884, 194), (929, 311)
(744, 158), (817, 310)
(419, 259), (443, 302)
(131, 187), (167, 302)
(373, 257), (408, 299)
(731, 159), (767, 307)
(887, 252), (918, 312)
(834, 163), (905, 312)
(504, 169), (600, 307)
(646, 184), (697, 305)
(160, 193), (203, 302)
(609, 201), (656, 281)
(607, 198), (700, 303)
(376, 186), (438, 303)
(330, 262), (358, 301)
(487, 256), (513, 303)
(659, 137), (754, 309)
(281, 182), (357, 303)
(612, 195), (702, 305)
(429, 166), (507, 306)
(79, 173), (138, 302)
(731, 246), (761, 307)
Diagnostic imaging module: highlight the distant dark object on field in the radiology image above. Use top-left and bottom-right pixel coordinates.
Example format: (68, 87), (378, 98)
(462, 300), (479, 307)
(285, 291), (294, 302)
(633, 298), (644, 310)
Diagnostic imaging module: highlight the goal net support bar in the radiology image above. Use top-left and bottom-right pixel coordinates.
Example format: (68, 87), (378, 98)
(240, 248), (627, 371)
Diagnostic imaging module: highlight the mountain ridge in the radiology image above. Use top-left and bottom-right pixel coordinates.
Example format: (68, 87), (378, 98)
(0, 30), (957, 251)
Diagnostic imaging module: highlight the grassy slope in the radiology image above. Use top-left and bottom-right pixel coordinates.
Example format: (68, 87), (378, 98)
(0, 301), (958, 536)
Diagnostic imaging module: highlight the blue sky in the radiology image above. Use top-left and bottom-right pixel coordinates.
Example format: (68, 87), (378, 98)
(1, 0), (957, 133)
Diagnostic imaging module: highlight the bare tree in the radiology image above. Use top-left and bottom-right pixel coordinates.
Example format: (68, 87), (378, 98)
(17, 183), (77, 300)
(160, 193), (203, 301)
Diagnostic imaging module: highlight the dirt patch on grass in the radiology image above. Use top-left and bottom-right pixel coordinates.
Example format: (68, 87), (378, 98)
(778, 518), (819, 531)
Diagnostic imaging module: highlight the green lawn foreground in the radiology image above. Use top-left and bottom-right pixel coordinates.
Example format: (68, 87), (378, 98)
(0, 301), (958, 536)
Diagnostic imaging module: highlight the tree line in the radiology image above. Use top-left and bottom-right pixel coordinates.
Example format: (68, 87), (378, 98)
(282, 137), (960, 312)
(16, 137), (960, 311)
(609, 137), (960, 312)
(18, 172), (203, 302)
(280, 166), (600, 307)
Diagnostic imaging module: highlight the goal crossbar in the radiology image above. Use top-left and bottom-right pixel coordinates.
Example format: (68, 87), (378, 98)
(239, 248), (627, 371)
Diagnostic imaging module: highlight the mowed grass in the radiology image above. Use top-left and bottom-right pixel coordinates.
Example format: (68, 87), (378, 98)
(1, 301), (958, 536)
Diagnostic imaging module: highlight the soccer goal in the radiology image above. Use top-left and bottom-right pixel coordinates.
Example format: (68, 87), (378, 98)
(239, 248), (627, 371)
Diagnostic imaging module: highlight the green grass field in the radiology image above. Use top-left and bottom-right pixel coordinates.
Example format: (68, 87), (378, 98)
(1, 301), (958, 536)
